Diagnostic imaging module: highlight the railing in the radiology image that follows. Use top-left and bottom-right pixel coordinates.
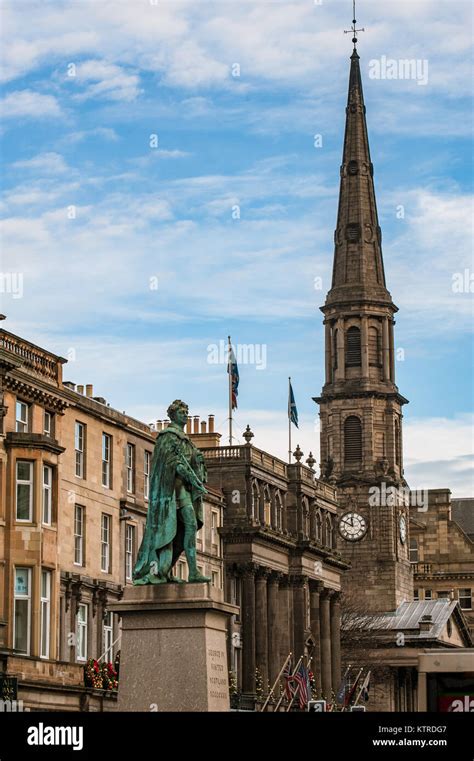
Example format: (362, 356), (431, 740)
(0, 331), (61, 381)
(413, 563), (433, 575)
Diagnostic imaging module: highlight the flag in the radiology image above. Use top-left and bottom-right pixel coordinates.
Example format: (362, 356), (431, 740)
(336, 673), (347, 705)
(345, 668), (363, 707)
(292, 663), (311, 709)
(227, 341), (239, 410)
(283, 658), (296, 702)
(361, 670), (371, 702)
(288, 379), (298, 428)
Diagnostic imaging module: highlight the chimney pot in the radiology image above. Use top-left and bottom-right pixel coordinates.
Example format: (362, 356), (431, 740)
(208, 414), (215, 433)
(201, 421), (207, 433)
(86, 384), (93, 398)
(186, 416), (192, 434)
(193, 416), (199, 434)
(77, 384), (84, 394)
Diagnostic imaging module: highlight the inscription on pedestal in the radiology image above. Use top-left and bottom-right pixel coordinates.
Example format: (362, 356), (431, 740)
(208, 648), (228, 702)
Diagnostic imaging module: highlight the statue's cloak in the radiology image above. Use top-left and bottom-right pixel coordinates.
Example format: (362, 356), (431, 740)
(132, 425), (205, 583)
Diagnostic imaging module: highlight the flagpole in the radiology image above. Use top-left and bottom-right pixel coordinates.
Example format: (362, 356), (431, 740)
(288, 376), (292, 463)
(261, 652), (292, 712)
(353, 669), (371, 707)
(228, 335), (233, 446)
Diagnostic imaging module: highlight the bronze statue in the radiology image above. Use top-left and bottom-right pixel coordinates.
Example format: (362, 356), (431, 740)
(133, 400), (211, 585)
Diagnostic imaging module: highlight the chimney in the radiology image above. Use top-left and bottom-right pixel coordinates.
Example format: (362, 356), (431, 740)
(63, 381), (76, 391)
(419, 615), (432, 632)
(186, 416), (192, 434)
(201, 420), (207, 434)
(86, 384), (93, 398)
(156, 420), (163, 431)
(77, 385), (84, 394)
(208, 414), (215, 433)
(164, 420), (170, 428)
(193, 416), (199, 434)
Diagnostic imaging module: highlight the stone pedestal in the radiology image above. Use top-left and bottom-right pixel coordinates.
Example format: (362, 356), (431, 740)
(110, 583), (237, 712)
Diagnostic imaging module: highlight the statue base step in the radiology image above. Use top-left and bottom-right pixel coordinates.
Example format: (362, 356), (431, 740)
(110, 583), (237, 712)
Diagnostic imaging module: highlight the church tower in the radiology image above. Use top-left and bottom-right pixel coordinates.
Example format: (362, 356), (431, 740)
(314, 36), (413, 612)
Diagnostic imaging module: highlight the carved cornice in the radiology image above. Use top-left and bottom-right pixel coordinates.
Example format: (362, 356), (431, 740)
(4, 375), (68, 412)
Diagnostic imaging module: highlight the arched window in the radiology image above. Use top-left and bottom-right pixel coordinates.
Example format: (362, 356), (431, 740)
(344, 416), (362, 464)
(345, 326), (361, 367)
(302, 497), (310, 537)
(325, 514), (334, 549)
(368, 327), (381, 366)
(395, 418), (401, 466)
(251, 481), (260, 521)
(315, 510), (322, 542)
(333, 328), (338, 370)
(263, 485), (271, 525)
(274, 491), (283, 531)
(409, 538), (418, 563)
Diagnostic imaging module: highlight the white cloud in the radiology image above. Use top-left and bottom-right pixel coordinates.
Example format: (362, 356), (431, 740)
(64, 127), (119, 144)
(69, 59), (141, 102)
(0, 89), (63, 118)
(12, 152), (69, 174)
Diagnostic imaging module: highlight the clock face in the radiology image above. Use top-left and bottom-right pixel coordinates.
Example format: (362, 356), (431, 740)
(399, 515), (407, 544)
(339, 512), (367, 541)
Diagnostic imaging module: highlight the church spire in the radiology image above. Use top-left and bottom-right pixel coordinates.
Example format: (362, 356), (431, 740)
(326, 39), (393, 308)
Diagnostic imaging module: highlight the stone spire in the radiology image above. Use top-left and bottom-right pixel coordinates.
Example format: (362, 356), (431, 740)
(326, 48), (393, 308)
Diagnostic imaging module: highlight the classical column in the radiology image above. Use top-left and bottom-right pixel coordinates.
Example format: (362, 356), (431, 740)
(291, 575), (308, 662)
(361, 315), (369, 378)
(309, 580), (323, 689)
(241, 563), (257, 693)
(330, 592), (342, 693)
(382, 317), (390, 381)
(255, 567), (269, 688)
(320, 588), (333, 699)
(267, 572), (282, 685)
(278, 576), (291, 666)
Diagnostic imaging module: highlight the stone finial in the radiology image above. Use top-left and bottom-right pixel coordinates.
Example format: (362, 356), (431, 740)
(243, 425), (254, 445)
(293, 444), (303, 462)
(306, 451), (316, 470)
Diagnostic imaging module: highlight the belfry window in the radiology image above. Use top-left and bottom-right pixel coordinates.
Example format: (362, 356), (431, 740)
(345, 327), (361, 367)
(344, 416), (362, 464)
(368, 327), (381, 366)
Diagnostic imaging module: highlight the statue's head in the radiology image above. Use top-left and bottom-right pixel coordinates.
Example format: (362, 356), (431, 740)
(167, 399), (189, 426)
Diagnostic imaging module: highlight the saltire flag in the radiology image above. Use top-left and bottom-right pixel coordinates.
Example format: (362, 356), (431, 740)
(292, 663), (311, 709)
(227, 341), (239, 410)
(288, 379), (298, 428)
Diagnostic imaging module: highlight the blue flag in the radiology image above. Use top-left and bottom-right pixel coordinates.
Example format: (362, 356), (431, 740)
(288, 380), (298, 428)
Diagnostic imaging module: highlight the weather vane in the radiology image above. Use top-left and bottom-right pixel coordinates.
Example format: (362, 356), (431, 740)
(344, 0), (365, 48)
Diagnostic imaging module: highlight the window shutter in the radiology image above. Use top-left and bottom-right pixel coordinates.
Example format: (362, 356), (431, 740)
(344, 416), (362, 463)
(345, 327), (361, 366)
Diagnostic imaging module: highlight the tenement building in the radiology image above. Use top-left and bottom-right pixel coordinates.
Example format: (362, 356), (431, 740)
(410, 490), (474, 638)
(0, 327), (224, 710)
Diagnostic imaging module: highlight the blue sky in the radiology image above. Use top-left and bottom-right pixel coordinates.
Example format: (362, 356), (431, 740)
(1, 0), (473, 495)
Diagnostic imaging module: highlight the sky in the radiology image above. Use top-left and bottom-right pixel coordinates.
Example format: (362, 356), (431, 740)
(0, 0), (473, 496)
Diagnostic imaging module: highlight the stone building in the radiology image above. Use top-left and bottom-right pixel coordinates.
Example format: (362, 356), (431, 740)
(314, 45), (412, 613)
(0, 327), (224, 710)
(202, 435), (348, 699)
(410, 490), (474, 638)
